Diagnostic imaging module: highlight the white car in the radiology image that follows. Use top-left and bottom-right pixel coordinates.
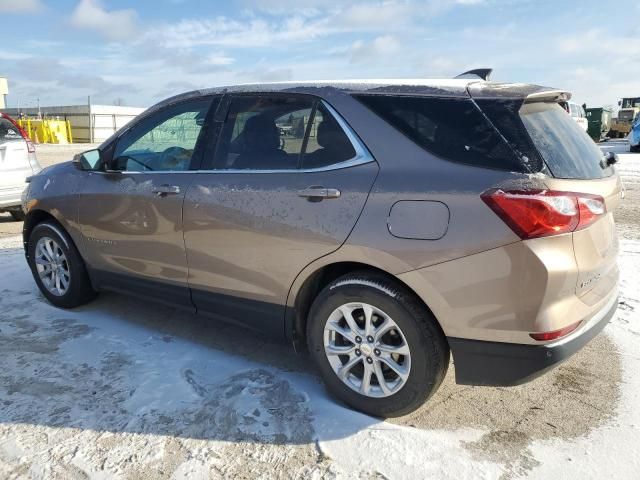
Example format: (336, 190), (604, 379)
(560, 101), (588, 131)
(0, 113), (42, 221)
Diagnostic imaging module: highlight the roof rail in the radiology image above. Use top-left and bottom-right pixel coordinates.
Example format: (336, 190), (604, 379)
(454, 68), (493, 81)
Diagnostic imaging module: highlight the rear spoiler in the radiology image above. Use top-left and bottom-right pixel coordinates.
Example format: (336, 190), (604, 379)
(524, 90), (571, 103)
(468, 82), (572, 103)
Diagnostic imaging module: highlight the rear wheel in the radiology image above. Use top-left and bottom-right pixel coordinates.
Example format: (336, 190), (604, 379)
(307, 272), (449, 417)
(631, 144), (640, 153)
(27, 222), (98, 308)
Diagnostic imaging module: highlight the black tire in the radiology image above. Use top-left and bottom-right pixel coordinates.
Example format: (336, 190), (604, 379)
(10, 210), (25, 222)
(307, 272), (449, 418)
(27, 221), (98, 308)
(631, 144), (640, 153)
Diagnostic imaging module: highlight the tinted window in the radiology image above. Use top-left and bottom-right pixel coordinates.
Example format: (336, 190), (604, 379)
(519, 102), (612, 179)
(0, 118), (22, 142)
(214, 95), (314, 170)
(354, 95), (522, 171)
(301, 103), (356, 169)
(113, 97), (213, 172)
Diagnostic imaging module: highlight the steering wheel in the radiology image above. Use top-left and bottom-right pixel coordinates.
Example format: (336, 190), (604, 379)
(160, 146), (190, 169)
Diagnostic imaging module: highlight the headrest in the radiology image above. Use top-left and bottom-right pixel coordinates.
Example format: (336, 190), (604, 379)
(243, 115), (280, 151)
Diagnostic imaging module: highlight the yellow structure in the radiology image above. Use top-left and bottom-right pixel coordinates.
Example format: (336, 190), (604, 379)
(16, 118), (73, 144)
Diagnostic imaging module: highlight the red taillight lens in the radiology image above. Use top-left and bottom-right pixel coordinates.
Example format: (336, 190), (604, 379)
(530, 321), (581, 341)
(481, 189), (606, 240)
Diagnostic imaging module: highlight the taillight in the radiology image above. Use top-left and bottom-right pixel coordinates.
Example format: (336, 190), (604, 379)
(25, 139), (36, 154)
(481, 189), (606, 240)
(530, 321), (581, 341)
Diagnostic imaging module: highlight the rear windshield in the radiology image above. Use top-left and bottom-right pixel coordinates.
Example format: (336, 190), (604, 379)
(519, 102), (612, 179)
(353, 95), (527, 172)
(0, 118), (23, 142)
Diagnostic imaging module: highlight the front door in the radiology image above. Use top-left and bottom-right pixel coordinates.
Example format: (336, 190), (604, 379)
(78, 97), (214, 307)
(183, 94), (378, 335)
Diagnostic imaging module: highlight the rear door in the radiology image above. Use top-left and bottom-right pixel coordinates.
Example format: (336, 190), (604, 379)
(183, 94), (378, 336)
(0, 117), (31, 200)
(518, 101), (621, 303)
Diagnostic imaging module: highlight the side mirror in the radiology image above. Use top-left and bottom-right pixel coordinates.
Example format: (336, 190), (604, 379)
(73, 149), (102, 171)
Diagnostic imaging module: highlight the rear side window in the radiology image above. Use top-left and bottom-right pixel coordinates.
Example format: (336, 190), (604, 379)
(0, 118), (23, 142)
(354, 95), (524, 172)
(213, 95), (357, 170)
(519, 102), (612, 179)
(301, 103), (356, 169)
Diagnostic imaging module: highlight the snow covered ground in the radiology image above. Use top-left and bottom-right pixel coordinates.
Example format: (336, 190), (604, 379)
(0, 151), (639, 479)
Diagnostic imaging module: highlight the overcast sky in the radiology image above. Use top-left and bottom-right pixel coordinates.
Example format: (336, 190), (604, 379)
(1, 0), (638, 109)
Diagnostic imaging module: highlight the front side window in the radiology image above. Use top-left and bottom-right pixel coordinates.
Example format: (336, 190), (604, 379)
(113, 97), (213, 172)
(213, 95), (357, 170)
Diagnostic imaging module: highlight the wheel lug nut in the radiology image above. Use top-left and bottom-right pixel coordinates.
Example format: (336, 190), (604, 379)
(355, 336), (362, 344)
(367, 336), (374, 343)
(355, 349), (361, 356)
(374, 349), (380, 356)
(366, 357), (373, 364)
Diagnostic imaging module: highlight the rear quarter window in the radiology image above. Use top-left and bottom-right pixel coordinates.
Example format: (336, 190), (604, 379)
(519, 102), (612, 179)
(353, 95), (527, 172)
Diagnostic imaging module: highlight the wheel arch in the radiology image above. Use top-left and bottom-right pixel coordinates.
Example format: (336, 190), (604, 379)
(23, 210), (61, 252)
(285, 260), (446, 351)
(23, 209), (87, 272)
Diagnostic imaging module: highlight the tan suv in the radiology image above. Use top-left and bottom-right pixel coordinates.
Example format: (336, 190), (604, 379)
(21, 79), (621, 417)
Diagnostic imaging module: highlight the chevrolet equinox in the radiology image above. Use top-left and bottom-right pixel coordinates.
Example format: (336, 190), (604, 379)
(22, 77), (621, 417)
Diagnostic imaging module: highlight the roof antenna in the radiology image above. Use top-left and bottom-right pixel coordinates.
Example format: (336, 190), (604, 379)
(454, 68), (493, 81)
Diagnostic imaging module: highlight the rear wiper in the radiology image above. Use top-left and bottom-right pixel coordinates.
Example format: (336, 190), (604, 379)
(600, 151), (617, 169)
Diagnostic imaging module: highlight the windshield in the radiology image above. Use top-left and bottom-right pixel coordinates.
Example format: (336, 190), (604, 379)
(520, 102), (612, 179)
(621, 98), (640, 109)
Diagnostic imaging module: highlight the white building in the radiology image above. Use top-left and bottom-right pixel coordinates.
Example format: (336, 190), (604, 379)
(2, 104), (145, 143)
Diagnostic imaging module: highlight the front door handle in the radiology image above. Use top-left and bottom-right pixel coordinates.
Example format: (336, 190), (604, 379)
(298, 186), (341, 201)
(152, 184), (181, 197)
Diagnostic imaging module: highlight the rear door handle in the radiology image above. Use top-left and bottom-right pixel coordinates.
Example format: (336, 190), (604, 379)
(152, 184), (181, 197)
(298, 186), (341, 201)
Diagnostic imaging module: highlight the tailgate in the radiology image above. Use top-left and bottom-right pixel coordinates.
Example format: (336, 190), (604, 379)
(545, 174), (622, 303)
(0, 140), (31, 189)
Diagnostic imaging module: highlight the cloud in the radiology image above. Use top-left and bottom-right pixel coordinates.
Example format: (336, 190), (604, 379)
(0, 0), (44, 13)
(348, 35), (401, 63)
(70, 0), (137, 41)
(8, 56), (140, 105)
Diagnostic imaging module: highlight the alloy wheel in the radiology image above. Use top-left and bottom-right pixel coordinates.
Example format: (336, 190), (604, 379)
(34, 236), (70, 297)
(323, 302), (412, 398)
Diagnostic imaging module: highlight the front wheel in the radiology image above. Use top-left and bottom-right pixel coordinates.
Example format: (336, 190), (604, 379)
(307, 273), (449, 417)
(27, 222), (98, 308)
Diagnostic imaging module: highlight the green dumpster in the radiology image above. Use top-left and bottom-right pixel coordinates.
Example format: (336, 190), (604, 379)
(585, 107), (612, 142)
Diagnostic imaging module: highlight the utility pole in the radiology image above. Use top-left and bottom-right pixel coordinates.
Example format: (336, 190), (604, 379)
(88, 95), (94, 143)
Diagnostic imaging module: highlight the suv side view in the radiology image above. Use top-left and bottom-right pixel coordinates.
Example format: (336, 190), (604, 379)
(22, 79), (620, 417)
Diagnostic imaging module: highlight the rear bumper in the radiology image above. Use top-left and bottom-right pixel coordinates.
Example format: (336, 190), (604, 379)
(0, 186), (24, 210)
(448, 294), (618, 386)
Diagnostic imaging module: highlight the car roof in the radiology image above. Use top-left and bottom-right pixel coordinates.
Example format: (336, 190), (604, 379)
(146, 79), (571, 116)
